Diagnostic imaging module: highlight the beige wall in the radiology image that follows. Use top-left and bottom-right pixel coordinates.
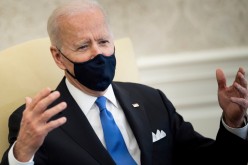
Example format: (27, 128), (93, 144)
(1, 0), (248, 56)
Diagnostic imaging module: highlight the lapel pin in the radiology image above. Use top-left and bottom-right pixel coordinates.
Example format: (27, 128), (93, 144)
(132, 103), (139, 108)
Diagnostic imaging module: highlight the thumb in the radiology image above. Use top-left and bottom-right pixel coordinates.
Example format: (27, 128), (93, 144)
(216, 68), (226, 90)
(25, 97), (32, 108)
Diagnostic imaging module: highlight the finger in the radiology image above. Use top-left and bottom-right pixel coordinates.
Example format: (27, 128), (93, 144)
(216, 68), (226, 90)
(32, 91), (61, 114)
(231, 97), (248, 109)
(234, 82), (248, 98)
(45, 117), (67, 133)
(39, 102), (67, 123)
(238, 67), (245, 75)
(238, 69), (247, 89)
(28, 87), (52, 111)
(234, 67), (245, 86)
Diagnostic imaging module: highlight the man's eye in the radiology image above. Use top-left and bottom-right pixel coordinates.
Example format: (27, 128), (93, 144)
(99, 40), (109, 45)
(78, 45), (88, 50)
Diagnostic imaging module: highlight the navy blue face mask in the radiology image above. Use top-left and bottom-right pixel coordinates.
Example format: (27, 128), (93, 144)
(58, 49), (116, 91)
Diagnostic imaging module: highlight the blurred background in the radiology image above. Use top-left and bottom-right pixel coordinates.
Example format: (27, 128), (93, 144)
(1, 0), (248, 139)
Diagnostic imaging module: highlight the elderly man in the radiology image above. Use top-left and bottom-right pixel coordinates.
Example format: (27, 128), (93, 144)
(1, 0), (248, 165)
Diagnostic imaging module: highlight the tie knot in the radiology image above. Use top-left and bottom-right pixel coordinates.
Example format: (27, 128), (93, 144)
(95, 96), (107, 111)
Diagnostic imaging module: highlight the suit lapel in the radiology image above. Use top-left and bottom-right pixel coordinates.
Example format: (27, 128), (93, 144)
(55, 78), (115, 165)
(53, 79), (153, 164)
(112, 82), (153, 165)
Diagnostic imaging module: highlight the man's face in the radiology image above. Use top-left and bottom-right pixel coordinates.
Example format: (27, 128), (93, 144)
(52, 8), (115, 93)
(58, 8), (114, 64)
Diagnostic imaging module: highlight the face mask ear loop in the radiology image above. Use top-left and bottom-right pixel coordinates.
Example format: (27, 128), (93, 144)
(56, 46), (78, 79)
(56, 46), (75, 63)
(66, 69), (77, 79)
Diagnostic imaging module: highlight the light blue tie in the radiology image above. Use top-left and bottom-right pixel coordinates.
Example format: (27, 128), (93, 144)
(95, 96), (137, 165)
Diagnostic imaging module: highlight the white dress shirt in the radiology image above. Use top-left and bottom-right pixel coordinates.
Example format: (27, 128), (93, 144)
(65, 79), (141, 164)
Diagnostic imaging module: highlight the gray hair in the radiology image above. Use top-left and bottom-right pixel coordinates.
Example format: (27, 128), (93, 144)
(47, 0), (110, 47)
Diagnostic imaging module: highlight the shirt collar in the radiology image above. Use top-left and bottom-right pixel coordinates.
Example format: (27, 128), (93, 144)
(65, 78), (118, 115)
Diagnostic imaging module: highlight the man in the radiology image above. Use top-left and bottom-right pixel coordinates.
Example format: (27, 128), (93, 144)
(1, 0), (248, 165)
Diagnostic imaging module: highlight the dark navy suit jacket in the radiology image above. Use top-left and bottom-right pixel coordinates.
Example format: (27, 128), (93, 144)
(1, 77), (248, 165)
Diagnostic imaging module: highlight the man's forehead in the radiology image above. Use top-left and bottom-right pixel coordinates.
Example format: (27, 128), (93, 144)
(59, 9), (106, 29)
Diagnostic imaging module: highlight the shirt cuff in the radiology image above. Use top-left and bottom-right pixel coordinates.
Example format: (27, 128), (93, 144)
(8, 141), (34, 165)
(222, 115), (248, 140)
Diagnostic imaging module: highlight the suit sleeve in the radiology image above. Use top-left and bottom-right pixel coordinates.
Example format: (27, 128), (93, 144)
(1, 105), (24, 165)
(157, 89), (248, 165)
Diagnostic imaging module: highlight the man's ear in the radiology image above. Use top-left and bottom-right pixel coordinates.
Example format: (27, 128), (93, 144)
(50, 46), (66, 70)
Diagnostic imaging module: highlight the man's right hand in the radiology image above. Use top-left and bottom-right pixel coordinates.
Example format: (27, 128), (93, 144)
(13, 87), (67, 162)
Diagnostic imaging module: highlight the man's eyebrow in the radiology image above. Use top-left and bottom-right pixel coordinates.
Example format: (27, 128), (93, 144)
(72, 39), (90, 48)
